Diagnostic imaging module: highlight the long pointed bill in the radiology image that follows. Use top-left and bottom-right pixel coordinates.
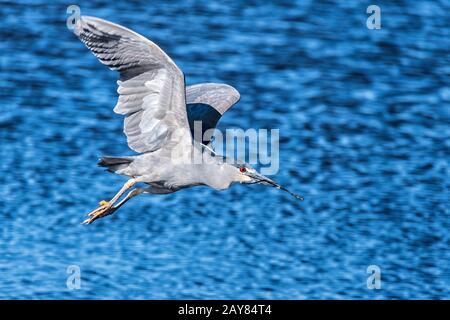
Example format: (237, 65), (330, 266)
(247, 172), (304, 201)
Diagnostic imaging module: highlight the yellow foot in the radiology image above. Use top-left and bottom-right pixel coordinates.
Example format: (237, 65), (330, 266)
(83, 203), (114, 225)
(99, 200), (109, 206)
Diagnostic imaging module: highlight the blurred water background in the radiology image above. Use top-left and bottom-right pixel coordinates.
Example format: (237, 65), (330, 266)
(0, 0), (449, 299)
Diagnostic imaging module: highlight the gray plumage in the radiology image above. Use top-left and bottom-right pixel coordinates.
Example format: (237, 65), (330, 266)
(73, 16), (302, 224)
(186, 83), (240, 144)
(75, 15), (188, 153)
(186, 83), (240, 115)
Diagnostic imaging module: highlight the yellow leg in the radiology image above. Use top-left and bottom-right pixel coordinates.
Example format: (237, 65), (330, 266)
(112, 188), (144, 211)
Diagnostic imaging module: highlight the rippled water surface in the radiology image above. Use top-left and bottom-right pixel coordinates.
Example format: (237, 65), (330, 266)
(1, 0), (449, 299)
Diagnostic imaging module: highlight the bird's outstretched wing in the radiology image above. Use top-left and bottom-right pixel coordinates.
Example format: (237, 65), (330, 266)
(74, 16), (191, 153)
(186, 83), (240, 144)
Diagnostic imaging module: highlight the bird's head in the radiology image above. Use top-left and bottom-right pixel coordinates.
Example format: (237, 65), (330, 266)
(233, 163), (304, 201)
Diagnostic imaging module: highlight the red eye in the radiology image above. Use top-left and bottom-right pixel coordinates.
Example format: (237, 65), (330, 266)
(240, 167), (247, 173)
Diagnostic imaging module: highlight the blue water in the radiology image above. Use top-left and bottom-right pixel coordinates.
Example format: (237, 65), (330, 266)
(1, 0), (449, 299)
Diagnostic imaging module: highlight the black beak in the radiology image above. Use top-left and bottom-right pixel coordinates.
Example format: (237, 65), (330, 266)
(247, 172), (304, 201)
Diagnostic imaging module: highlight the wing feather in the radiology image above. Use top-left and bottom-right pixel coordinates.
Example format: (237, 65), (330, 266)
(74, 16), (190, 153)
(186, 83), (240, 115)
(185, 83), (240, 144)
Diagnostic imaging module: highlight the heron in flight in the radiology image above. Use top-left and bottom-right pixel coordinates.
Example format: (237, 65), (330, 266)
(72, 16), (303, 224)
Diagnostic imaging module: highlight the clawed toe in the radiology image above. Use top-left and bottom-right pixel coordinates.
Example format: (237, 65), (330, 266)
(88, 205), (107, 217)
(83, 204), (114, 224)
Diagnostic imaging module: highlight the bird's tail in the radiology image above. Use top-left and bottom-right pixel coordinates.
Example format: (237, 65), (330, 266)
(98, 156), (134, 173)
